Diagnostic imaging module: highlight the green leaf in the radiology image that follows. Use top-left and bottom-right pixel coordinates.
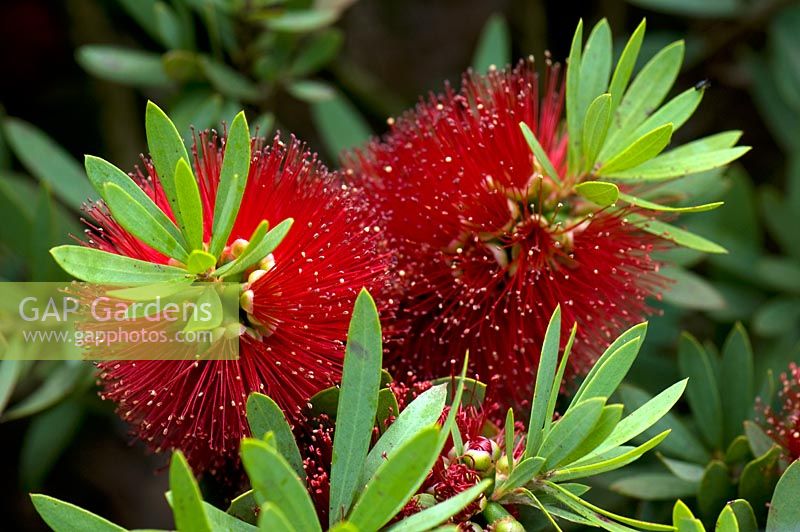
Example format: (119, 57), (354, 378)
(3, 118), (94, 210)
(576, 180), (619, 206)
(717, 505), (740, 532)
(589, 380), (687, 460)
(76, 45), (170, 87)
(472, 13), (511, 73)
(20, 399), (84, 491)
(572, 322), (647, 404)
(577, 20), (612, 127)
(329, 289), (383, 525)
(553, 430), (671, 481)
(728, 500), (757, 532)
(608, 19), (646, 117)
(659, 455), (705, 482)
(348, 426), (440, 531)
(376, 388), (399, 433)
(386, 479), (491, 532)
(146, 101), (191, 221)
(200, 57), (261, 102)
(504, 408), (515, 470)
(265, 9), (339, 33)
(607, 147), (750, 180)
(520, 123), (562, 186)
(216, 218), (293, 278)
(209, 111), (251, 257)
(661, 265), (726, 310)
(618, 384), (709, 463)
(154, 2), (183, 49)
(544, 323), (577, 436)
(582, 94), (613, 172)
(618, 192), (722, 213)
(0, 358), (23, 415)
(566, 19), (584, 175)
(628, 0), (741, 17)
(310, 91), (372, 160)
(287, 80), (336, 102)
(561, 404), (624, 466)
(743, 421), (774, 463)
(50, 246), (189, 283)
(31, 494), (126, 532)
(679, 332), (723, 449)
(719, 324), (754, 446)
(526, 305), (561, 457)
(240, 439), (322, 532)
(185, 250), (216, 274)
(174, 159), (205, 251)
(84, 156), (185, 246)
(246, 393), (305, 480)
(539, 397), (606, 470)
(724, 435), (752, 464)
(363, 384), (447, 483)
(629, 215), (728, 254)
(610, 473), (697, 501)
(258, 503), (296, 532)
(606, 40), (684, 146)
(226, 490), (258, 525)
(767, 460), (800, 532)
(698, 460), (734, 520)
(498, 457), (546, 495)
(598, 123), (673, 175)
(103, 183), (188, 261)
(291, 29), (343, 77)
(739, 446), (782, 524)
(170, 451), (212, 532)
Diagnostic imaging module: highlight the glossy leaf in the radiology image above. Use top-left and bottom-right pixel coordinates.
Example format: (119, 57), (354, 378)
(50, 246), (189, 283)
(679, 332), (723, 449)
(146, 101), (190, 221)
(576, 180), (619, 206)
(246, 393), (305, 480)
(697, 460), (734, 520)
(618, 192), (722, 213)
(608, 19), (646, 116)
(577, 20), (612, 126)
(170, 451), (212, 532)
(719, 325), (754, 446)
(526, 305), (561, 456)
(728, 500), (757, 532)
(598, 123), (673, 175)
(566, 19), (584, 175)
(329, 289), (383, 525)
(258, 503), (296, 532)
(739, 446), (782, 523)
(386, 479), (491, 532)
(498, 457), (546, 495)
(31, 494), (126, 532)
(539, 397), (605, 470)
(629, 215), (728, 254)
(582, 94), (613, 171)
(766, 460), (800, 532)
(174, 159), (204, 251)
(520, 122), (562, 185)
(209, 111), (251, 257)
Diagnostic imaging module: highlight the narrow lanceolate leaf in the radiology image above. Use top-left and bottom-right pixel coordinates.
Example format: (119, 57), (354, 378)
(605, 40), (684, 147)
(551, 430), (670, 481)
(363, 384), (447, 483)
(560, 405), (624, 466)
(582, 94), (612, 172)
(576, 181), (619, 207)
(577, 19), (612, 126)
(174, 159), (204, 250)
(217, 218), (293, 278)
(574, 338), (641, 403)
(498, 456), (546, 494)
(526, 306), (562, 457)
(628, 215), (727, 254)
(146, 101), (190, 219)
(719, 325), (754, 446)
(539, 397), (606, 471)
(572, 322), (647, 405)
(30, 494), (126, 532)
(566, 19), (584, 175)
(240, 439), (322, 532)
(185, 250), (216, 274)
(678, 333), (723, 449)
(50, 246), (189, 283)
(472, 13), (511, 73)
(246, 393), (305, 481)
(544, 323), (577, 436)
(520, 122), (562, 185)
(103, 183), (188, 261)
(438, 355), (470, 453)
(504, 408), (515, 470)
(329, 289), (383, 525)
(84, 155), (185, 246)
(587, 379), (687, 459)
(598, 123), (673, 176)
(3, 118), (95, 210)
(608, 19), (646, 116)
(259, 503), (296, 532)
(386, 479), (491, 532)
(618, 193), (722, 213)
(605, 147), (750, 180)
(348, 426), (440, 531)
(170, 451), (213, 532)
(209, 111), (251, 258)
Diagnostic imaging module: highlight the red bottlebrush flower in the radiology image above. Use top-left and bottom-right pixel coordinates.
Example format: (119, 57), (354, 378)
(344, 60), (664, 406)
(758, 362), (800, 460)
(88, 133), (394, 475)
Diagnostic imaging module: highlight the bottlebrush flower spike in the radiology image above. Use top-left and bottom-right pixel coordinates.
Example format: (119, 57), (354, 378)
(344, 18), (749, 405)
(759, 362), (800, 461)
(50, 103), (394, 475)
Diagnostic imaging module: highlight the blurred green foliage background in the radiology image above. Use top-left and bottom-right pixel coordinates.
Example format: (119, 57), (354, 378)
(0, 0), (798, 529)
